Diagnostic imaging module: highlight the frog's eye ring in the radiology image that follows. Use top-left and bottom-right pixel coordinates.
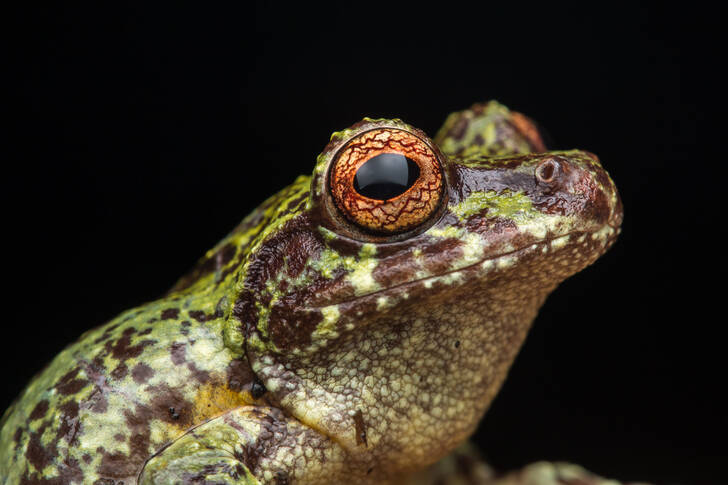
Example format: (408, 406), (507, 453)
(329, 128), (444, 234)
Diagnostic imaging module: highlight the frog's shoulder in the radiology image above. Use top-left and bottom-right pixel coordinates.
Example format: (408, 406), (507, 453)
(0, 173), (314, 482)
(0, 294), (257, 482)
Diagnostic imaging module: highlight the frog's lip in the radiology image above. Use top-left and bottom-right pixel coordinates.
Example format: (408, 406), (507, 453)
(313, 224), (620, 309)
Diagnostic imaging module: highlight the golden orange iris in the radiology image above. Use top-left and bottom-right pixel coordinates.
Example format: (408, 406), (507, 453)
(329, 128), (444, 234)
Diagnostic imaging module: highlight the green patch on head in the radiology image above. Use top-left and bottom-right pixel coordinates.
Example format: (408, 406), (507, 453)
(311, 305), (341, 343)
(309, 244), (379, 295)
(450, 190), (536, 222)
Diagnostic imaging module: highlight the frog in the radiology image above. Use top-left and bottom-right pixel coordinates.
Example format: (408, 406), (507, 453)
(0, 100), (622, 485)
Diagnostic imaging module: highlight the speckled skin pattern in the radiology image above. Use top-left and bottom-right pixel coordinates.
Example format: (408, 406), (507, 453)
(0, 101), (622, 484)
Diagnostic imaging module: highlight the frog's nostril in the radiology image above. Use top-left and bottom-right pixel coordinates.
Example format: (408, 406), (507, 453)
(536, 158), (559, 183)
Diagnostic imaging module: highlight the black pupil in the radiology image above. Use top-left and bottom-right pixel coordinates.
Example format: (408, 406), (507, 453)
(353, 153), (420, 200)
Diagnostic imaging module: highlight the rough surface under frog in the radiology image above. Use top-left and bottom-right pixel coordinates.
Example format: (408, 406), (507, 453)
(0, 101), (624, 484)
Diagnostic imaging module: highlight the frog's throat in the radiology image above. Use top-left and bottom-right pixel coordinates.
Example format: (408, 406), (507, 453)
(310, 224), (619, 310)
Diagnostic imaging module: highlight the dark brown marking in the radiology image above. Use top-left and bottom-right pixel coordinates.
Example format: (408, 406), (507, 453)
(57, 400), (81, 446)
(450, 116), (469, 140)
(170, 342), (186, 365)
(25, 422), (55, 473)
(98, 448), (144, 480)
(97, 404), (152, 479)
(131, 362), (155, 384)
(104, 327), (154, 362)
(29, 400), (49, 421)
(353, 409), (368, 447)
(237, 441), (263, 473)
(226, 357), (256, 393)
(148, 385), (194, 427)
(188, 310), (206, 322)
(110, 362), (128, 380)
(87, 390), (108, 413)
(233, 291), (257, 337)
(186, 362), (211, 384)
(267, 303), (322, 351)
(55, 368), (88, 396)
(92, 323), (120, 345)
(161, 308), (179, 320)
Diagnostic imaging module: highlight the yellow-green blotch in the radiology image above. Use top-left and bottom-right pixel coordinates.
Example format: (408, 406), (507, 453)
(450, 190), (536, 222)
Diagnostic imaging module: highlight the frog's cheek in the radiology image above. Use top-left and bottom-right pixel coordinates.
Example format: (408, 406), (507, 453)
(245, 310), (499, 474)
(242, 256), (559, 474)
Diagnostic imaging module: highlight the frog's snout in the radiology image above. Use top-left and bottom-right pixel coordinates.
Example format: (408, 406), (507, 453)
(534, 152), (622, 230)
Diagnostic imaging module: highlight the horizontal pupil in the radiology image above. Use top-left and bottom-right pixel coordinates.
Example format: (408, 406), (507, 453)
(353, 153), (420, 200)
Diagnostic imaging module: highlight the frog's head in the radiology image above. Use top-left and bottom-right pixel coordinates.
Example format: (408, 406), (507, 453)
(235, 113), (622, 478)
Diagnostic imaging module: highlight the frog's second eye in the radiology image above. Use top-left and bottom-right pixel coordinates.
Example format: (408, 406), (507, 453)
(329, 128), (444, 234)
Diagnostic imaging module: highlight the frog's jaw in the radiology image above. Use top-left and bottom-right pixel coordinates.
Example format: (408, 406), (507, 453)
(242, 220), (620, 480)
(244, 231), (607, 479)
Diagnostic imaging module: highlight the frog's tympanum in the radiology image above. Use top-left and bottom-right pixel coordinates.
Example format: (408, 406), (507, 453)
(0, 101), (622, 484)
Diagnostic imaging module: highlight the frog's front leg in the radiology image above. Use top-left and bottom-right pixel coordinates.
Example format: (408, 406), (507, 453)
(139, 405), (348, 485)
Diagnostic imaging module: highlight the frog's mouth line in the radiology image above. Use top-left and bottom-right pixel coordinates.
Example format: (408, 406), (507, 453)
(274, 229), (619, 457)
(313, 225), (618, 310)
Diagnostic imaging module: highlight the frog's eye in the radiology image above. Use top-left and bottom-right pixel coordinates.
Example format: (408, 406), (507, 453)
(329, 128), (444, 234)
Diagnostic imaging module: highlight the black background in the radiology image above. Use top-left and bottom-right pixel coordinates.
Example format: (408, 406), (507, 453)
(5, 3), (722, 484)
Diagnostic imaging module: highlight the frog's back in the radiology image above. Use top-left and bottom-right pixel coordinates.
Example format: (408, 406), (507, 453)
(0, 177), (310, 483)
(0, 294), (245, 483)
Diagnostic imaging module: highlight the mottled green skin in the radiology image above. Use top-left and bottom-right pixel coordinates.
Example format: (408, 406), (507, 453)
(0, 185), (298, 483)
(0, 101), (622, 484)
